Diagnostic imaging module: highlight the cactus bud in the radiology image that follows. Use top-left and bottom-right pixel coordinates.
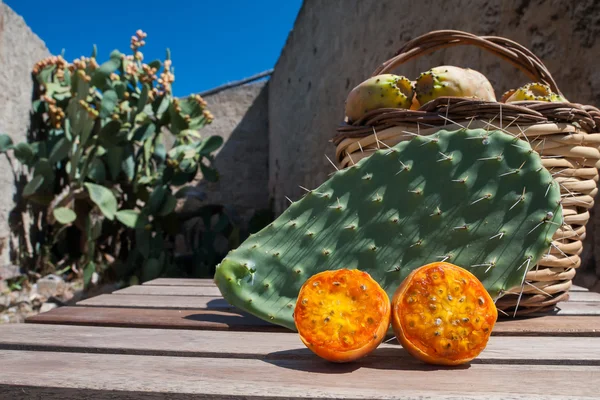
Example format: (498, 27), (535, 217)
(203, 110), (214, 123)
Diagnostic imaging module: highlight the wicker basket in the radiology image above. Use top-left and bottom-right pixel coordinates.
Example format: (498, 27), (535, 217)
(333, 30), (600, 316)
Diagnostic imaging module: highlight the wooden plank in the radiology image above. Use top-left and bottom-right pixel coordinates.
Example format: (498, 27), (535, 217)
(114, 285), (222, 296)
(84, 293), (600, 315)
(77, 294), (232, 309)
(0, 350), (598, 399)
(143, 278), (214, 286)
(541, 301), (600, 315)
(26, 306), (288, 332)
(26, 307), (600, 336)
(141, 280), (592, 292)
(567, 291), (600, 302)
(571, 285), (589, 292)
(2, 324), (600, 364)
(120, 283), (600, 304)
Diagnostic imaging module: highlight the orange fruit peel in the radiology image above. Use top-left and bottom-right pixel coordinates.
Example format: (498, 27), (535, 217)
(391, 262), (498, 366)
(294, 269), (391, 363)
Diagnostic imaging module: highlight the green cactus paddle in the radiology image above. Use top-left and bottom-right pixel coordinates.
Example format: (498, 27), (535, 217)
(214, 128), (562, 331)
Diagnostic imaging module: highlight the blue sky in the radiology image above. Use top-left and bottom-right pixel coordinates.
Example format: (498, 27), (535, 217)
(6, 0), (302, 97)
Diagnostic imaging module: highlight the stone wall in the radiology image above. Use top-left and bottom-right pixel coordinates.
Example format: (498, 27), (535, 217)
(176, 81), (270, 258)
(268, 0), (600, 287)
(181, 80), (270, 217)
(0, 2), (50, 265)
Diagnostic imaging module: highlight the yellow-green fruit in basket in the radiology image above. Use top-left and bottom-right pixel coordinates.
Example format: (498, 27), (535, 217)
(502, 82), (568, 103)
(415, 65), (496, 105)
(345, 74), (414, 123)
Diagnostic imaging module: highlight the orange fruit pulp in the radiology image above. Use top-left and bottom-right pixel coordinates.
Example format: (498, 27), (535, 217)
(391, 262), (498, 365)
(293, 269), (391, 363)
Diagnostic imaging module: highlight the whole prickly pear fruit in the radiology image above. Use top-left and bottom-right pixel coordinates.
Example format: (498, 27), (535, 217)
(294, 269), (390, 363)
(345, 74), (414, 123)
(502, 82), (567, 103)
(391, 262), (497, 366)
(415, 66), (496, 105)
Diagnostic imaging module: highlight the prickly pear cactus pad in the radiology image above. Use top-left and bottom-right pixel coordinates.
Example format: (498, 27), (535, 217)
(214, 128), (562, 331)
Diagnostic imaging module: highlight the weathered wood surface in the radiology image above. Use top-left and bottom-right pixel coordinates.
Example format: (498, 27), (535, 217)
(7, 278), (600, 399)
(566, 291), (600, 301)
(114, 284), (223, 297)
(143, 278), (214, 286)
(25, 306), (600, 336)
(26, 306), (288, 332)
(571, 285), (592, 292)
(2, 324), (600, 363)
(1, 350), (599, 399)
(112, 284), (600, 302)
(78, 294), (232, 309)
(80, 295), (600, 315)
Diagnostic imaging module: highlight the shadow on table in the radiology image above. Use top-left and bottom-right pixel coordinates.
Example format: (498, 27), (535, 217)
(205, 298), (236, 309)
(264, 345), (471, 373)
(182, 310), (289, 332)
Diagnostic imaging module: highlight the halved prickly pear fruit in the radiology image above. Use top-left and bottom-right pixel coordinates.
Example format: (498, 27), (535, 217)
(294, 269), (391, 363)
(415, 65), (496, 105)
(391, 262), (497, 366)
(345, 74), (414, 123)
(503, 82), (567, 103)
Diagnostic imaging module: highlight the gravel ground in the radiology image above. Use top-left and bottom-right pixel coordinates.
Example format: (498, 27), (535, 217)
(0, 273), (84, 324)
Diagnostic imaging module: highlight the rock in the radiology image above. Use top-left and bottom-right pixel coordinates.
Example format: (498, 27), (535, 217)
(36, 274), (66, 297)
(0, 264), (21, 281)
(0, 279), (7, 294)
(17, 301), (32, 314)
(29, 293), (45, 309)
(0, 294), (9, 311)
(39, 302), (57, 313)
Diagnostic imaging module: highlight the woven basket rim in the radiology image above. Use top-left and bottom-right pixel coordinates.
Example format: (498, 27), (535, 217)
(334, 30), (600, 145)
(333, 97), (600, 146)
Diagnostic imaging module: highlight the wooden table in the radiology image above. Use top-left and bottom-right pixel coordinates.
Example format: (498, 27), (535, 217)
(0, 279), (599, 399)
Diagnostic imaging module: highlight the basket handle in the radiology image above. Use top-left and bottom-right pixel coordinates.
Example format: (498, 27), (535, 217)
(373, 30), (562, 96)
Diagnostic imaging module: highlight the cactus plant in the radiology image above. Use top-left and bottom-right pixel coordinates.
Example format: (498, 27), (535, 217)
(345, 74), (414, 123)
(502, 82), (567, 103)
(215, 128), (562, 331)
(415, 65), (496, 105)
(391, 262), (498, 366)
(2, 31), (223, 286)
